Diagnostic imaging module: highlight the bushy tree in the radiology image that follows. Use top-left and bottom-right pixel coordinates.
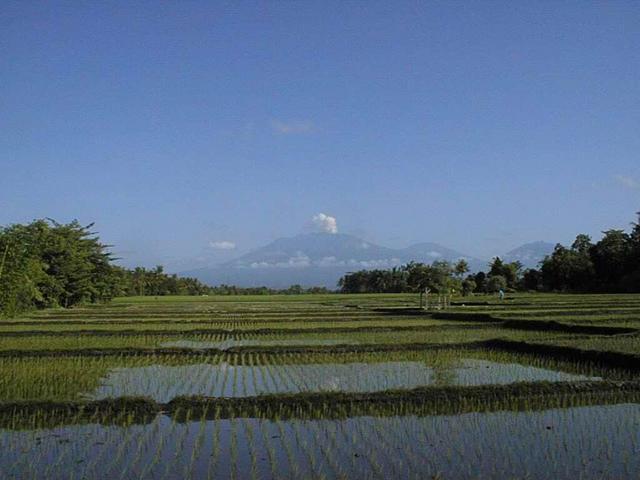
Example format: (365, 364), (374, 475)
(488, 257), (522, 289)
(590, 230), (633, 290)
(0, 219), (118, 315)
(338, 261), (459, 295)
(338, 267), (408, 293)
(405, 261), (456, 294)
(461, 277), (477, 296)
(486, 275), (507, 293)
(454, 259), (469, 279)
(0, 218), (340, 317)
(540, 240), (595, 291)
(534, 211), (640, 293)
(473, 271), (487, 293)
(521, 268), (543, 291)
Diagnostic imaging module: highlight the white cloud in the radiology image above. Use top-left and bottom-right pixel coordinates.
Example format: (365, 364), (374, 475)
(614, 175), (640, 190)
(209, 240), (236, 250)
(282, 253), (312, 268)
(271, 119), (315, 135)
(354, 258), (401, 268)
(311, 256), (402, 268)
(244, 254), (402, 270)
(248, 261), (269, 268)
(312, 213), (338, 234)
(250, 252), (311, 269)
(315, 256), (343, 267)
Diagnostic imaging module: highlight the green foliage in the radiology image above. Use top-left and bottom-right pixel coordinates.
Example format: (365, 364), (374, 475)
(0, 219), (118, 316)
(470, 258), (522, 294)
(473, 271), (487, 292)
(338, 267), (408, 293)
(486, 275), (507, 293)
(488, 257), (522, 289)
(1, 220), (335, 317)
(540, 243), (595, 291)
(454, 259), (469, 278)
(535, 212), (640, 292)
(468, 211), (640, 293)
(590, 230), (633, 289)
(461, 277), (477, 296)
(409, 260), (458, 294)
(339, 261), (458, 294)
(114, 265), (212, 297)
(521, 269), (543, 291)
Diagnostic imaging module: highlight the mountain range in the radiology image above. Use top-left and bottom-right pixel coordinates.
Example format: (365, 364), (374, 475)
(181, 233), (555, 288)
(502, 241), (557, 267)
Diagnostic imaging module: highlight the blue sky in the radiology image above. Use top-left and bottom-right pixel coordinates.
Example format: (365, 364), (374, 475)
(2, 1), (639, 270)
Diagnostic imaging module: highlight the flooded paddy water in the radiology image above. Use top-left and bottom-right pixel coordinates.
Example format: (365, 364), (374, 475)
(85, 356), (602, 402)
(160, 338), (350, 349)
(3, 293), (640, 478)
(0, 349), (621, 403)
(1, 404), (639, 479)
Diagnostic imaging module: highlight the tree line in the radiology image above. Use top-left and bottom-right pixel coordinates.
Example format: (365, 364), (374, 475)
(339, 211), (640, 295)
(101, 266), (331, 298)
(114, 267), (331, 297)
(0, 219), (330, 317)
(476, 212), (640, 293)
(530, 211), (640, 292)
(338, 260), (473, 294)
(2, 211), (638, 315)
(338, 212), (640, 295)
(0, 219), (214, 316)
(338, 258), (517, 295)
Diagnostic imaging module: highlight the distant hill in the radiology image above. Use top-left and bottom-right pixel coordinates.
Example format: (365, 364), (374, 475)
(226, 233), (399, 269)
(181, 233), (486, 288)
(397, 242), (486, 271)
(502, 241), (555, 269)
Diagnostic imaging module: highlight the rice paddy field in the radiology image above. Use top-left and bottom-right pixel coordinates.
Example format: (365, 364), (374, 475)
(2, 292), (640, 479)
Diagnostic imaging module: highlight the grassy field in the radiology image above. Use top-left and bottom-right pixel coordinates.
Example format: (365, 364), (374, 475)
(1, 292), (640, 478)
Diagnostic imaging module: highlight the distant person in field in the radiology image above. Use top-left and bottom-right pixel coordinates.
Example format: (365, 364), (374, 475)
(499, 289), (505, 301)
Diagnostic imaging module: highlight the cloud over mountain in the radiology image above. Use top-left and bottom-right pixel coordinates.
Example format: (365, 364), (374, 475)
(311, 213), (338, 234)
(182, 232), (490, 288)
(209, 240), (236, 250)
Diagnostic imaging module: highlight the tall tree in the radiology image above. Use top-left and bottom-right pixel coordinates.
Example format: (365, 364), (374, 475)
(590, 230), (632, 290)
(454, 259), (469, 280)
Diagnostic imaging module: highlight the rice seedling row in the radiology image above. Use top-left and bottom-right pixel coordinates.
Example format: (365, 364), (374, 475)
(0, 318), (471, 334)
(3, 293), (640, 479)
(2, 403), (640, 479)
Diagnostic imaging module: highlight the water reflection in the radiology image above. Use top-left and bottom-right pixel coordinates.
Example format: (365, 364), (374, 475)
(1, 404), (638, 479)
(85, 358), (601, 402)
(160, 339), (350, 349)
